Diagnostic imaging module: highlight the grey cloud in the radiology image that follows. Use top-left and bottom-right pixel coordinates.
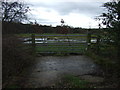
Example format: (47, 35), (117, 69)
(56, 2), (104, 16)
(30, 1), (105, 16)
(34, 18), (57, 24)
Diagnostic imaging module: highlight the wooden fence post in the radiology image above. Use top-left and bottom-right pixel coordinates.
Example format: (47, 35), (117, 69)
(87, 29), (91, 51)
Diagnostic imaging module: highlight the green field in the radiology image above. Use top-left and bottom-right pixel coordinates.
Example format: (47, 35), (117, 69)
(36, 44), (87, 54)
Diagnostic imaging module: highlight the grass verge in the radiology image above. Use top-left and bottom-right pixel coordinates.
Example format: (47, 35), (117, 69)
(55, 74), (90, 88)
(85, 51), (119, 87)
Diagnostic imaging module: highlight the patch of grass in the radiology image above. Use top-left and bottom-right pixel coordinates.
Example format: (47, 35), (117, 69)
(85, 51), (118, 76)
(57, 74), (89, 88)
(85, 50), (119, 87)
(36, 44), (87, 54)
(5, 85), (21, 88)
(86, 51), (113, 65)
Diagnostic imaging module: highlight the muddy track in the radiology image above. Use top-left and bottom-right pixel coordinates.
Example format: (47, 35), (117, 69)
(3, 55), (104, 88)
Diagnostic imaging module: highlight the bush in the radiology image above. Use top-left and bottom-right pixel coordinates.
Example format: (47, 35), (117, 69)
(2, 34), (34, 84)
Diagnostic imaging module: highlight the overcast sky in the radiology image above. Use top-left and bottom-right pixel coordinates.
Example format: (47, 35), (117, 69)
(24, 0), (112, 28)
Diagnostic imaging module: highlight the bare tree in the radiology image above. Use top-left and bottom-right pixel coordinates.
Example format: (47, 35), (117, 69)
(2, 0), (30, 23)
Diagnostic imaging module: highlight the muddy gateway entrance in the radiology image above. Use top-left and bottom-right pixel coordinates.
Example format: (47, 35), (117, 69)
(4, 55), (104, 88)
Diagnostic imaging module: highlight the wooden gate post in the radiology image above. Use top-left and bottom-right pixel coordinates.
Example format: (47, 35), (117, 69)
(87, 29), (91, 51)
(31, 33), (35, 46)
(96, 24), (101, 54)
(31, 33), (36, 56)
(96, 34), (100, 54)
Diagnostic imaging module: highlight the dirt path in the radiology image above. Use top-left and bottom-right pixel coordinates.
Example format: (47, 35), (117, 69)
(4, 55), (103, 88)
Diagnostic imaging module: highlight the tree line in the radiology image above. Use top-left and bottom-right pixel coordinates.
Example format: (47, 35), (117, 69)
(3, 21), (101, 34)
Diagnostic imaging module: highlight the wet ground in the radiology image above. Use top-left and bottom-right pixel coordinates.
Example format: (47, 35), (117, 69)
(4, 55), (103, 88)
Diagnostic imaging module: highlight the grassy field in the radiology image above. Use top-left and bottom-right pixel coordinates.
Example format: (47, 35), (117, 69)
(36, 44), (87, 54)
